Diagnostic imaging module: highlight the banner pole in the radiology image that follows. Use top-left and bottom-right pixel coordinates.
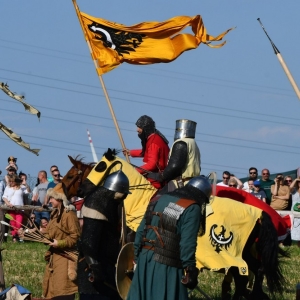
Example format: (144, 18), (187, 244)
(72, 0), (130, 163)
(257, 18), (300, 100)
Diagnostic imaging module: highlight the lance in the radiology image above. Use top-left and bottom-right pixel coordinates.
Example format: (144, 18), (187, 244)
(257, 18), (300, 100)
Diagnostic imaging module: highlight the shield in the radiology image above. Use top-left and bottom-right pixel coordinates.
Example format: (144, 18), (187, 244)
(115, 242), (134, 299)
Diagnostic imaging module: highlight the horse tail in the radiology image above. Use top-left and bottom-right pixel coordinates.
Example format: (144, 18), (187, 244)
(257, 211), (288, 295)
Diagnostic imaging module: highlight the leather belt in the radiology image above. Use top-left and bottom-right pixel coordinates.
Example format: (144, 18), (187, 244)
(142, 245), (154, 251)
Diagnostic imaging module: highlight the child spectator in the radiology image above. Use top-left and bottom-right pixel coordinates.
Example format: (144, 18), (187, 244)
(244, 179), (254, 193)
(251, 180), (267, 202)
(39, 217), (49, 234)
(2, 174), (28, 242)
(5, 156), (18, 172)
(19, 172), (31, 205)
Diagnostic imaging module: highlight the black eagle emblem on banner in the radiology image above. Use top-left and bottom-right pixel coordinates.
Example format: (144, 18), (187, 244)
(209, 224), (233, 253)
(88, 22), (145, 56)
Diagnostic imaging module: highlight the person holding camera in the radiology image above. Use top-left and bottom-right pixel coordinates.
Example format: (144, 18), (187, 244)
(289, 177), (300, 247)
(270, 174), (290, 210)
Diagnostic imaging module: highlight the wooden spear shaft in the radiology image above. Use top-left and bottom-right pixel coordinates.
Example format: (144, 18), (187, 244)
(257, 18), (300, 100)
(72, 0), (130, 163)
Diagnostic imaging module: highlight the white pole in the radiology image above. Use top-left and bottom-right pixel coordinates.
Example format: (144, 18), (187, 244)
(87, 129), (98, 163)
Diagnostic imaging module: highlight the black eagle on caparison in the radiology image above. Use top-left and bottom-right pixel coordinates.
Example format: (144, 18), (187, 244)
(209, 224), (233, 253)
(88, 22), (146, 56)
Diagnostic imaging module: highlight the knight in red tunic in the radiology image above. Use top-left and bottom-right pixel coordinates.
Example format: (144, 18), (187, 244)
(123, 115), (169, 189)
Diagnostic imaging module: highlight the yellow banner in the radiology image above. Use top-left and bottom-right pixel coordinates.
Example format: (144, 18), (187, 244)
(74, 4), (233, 74)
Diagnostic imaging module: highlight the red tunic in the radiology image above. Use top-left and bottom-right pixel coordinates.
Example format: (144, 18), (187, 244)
(130, 133), (169, 188)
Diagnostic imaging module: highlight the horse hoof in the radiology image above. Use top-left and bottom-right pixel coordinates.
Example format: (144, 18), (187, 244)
(221, 294), (232, 300)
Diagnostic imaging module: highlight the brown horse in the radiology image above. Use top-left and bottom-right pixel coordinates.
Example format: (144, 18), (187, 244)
(54, 150), (288, 300)
(54, 155), (95, 201)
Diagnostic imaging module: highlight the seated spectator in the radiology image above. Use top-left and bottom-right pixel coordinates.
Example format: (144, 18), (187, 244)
(259, 169), (273, 205)
(217, 171), (230, 186)
(27, 213), (40, 231)
(243, 167), (258, 191)
(285, 175), (294, 191)
(244, 179), (254, 193)
(270, 174), (290, 210)
(230, 174), (243, 189)
(251, 180), (266, 202)
(19, 213), (39, 236)
(40, 217), (49, 234)
(228, 178), (242, 189)
(284, 175), (294, 210)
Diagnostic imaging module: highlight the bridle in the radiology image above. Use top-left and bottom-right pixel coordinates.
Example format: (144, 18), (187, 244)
(62, 163), (91, 198)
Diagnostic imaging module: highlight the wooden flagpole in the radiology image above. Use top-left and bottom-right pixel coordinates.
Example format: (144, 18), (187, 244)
(72, 0), (129, 247)
(72, 0), (130, 163)
(257, 18), (300, 100)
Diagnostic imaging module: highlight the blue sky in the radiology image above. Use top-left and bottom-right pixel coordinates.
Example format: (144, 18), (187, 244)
(1, 1), (300, 180)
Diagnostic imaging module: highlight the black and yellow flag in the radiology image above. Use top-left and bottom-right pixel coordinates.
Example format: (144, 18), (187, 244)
(73, 1), (233, 75)
(0, 122), (40, 156)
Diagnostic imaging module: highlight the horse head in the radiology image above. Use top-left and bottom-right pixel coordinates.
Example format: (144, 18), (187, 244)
(53, 155), (94, 199)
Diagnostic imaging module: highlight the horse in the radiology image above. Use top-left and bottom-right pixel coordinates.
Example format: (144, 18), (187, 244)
(53, 149), (288, 300)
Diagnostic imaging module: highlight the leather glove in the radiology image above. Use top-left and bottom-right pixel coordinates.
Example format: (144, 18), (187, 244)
(146, 172), (164, 183)
(181, 265), (199, 289)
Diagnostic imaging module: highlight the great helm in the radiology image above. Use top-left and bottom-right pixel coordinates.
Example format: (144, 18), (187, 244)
(103, 170), (131, 194)
(187, 176), (212, 200)
(174, 119), (197, 140)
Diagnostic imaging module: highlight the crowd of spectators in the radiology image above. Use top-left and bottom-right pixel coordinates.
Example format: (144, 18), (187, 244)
(0, 156), (63, 242)
(217, 167), (300, 247)
(0, 158), (299, 247)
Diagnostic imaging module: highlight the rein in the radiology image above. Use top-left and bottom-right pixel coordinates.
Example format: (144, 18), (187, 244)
(63, 164), (90, 198)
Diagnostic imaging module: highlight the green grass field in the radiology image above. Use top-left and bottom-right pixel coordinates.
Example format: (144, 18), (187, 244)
(1, 240), (299, 299)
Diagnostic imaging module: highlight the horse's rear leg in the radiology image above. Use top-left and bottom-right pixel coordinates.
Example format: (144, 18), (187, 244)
(231, 267), (249, 300)
(251, 267), (270, 300)
(243, 246), (270, 300)
(221, 272), (233, 300)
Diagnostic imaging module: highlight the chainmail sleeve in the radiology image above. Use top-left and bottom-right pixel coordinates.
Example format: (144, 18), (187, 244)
(162, 141), (187, 181)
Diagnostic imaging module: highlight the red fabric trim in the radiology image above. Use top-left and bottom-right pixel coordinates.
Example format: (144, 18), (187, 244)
(73, 199), (84, 211)
(215, 186), (289, 238)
